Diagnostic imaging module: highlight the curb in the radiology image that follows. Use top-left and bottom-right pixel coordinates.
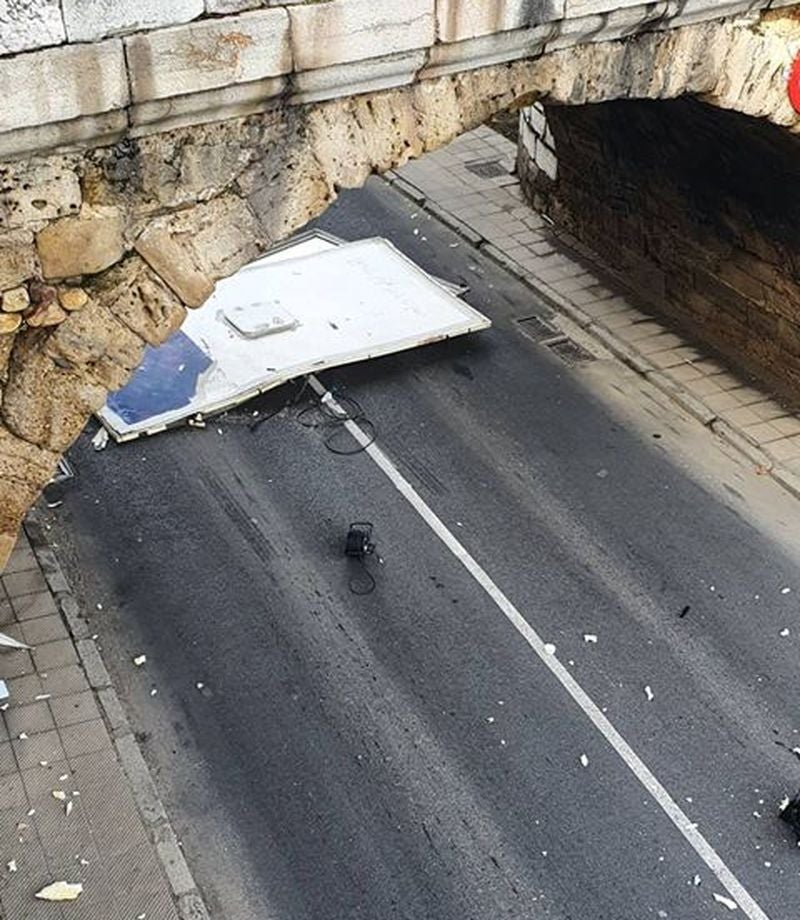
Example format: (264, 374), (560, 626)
(386, 172), (800, 502)
(23, 513), (211, 920)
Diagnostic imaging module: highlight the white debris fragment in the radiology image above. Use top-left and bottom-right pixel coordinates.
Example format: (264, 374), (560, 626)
(65, 801), (73, 817)
(780, 628), (790, 637)
(133, 655), (147, 666)
(0, 631), (30, 650)
(583, 634), (598, 644)
(39, 761), (48, 767)
(486, 716), (495, 724)
(644, 686), (654, 702)
(58, 774), (68, 781)
(78, 858), (89, 866)
(196, 682), (204, 690)
(26, 809), (35, 817)
(35, 881), (83, 902)
(713, 892), (738, 911)
(779, 796), (790, 813)
(34, 694), (52, 701)
(91, 428), (109, 452)
(543, 643), (556, 656)
(150, 688), (158, 697)
(52, 790), (67, 802)
(781, 587), (791, 594)
(693, 875), (701, 887)
(18, 733), (27, 740)
(7, 859), (16, 873)
(580, 753), (589, 768)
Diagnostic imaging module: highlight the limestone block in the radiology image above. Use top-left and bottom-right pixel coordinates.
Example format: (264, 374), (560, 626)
(1, 347), (108, 452)
(423, 24), (553, 78)
(36, 206), (126, 280)
(291, 50), (427, 105)
(0, 313), (21, 334)
(0, 0), (65, 55)
(0, 164), (82, 232)
(93, 257), (187, 347)
(289, 0), (435, 71)
(58, 288), (90, 312)
(135, 223), (215, 308)
(2, 287), (30, 313)
(26, 301), (67, 327)
(63, 0), (204, 42)
(125, 9), (291, 103)
(0, 424), (59, 530)
(435, 0), (564, 43)
(0, 232), (37, 289)
(0, 41), (129, 134)
(44, 300), (145, 391)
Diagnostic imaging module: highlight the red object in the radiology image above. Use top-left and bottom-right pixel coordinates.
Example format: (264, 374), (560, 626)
(789, 55), (800, 113)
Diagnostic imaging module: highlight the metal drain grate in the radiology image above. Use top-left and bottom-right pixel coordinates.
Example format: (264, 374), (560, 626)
(516, 314), (560, 343)
(548, 338), (596, 366)
(464, 158), (510, 179)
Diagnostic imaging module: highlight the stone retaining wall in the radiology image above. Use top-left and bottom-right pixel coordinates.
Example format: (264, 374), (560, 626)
(518, 94), (800, 400)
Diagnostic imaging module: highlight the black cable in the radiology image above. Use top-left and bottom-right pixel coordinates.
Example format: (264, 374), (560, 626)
(248, 378), (310, 432)
(296, 388), (377, 455)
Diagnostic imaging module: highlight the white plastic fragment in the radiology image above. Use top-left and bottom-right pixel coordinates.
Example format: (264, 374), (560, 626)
(35, 881), (83, 901)
(7, 859), (16, 873)
(52, 790), (67, 802)
(34, 694), (52, 701)
(580, 753), (589, 768)
(150, 688), (158, 696)
(693, 875), (701, 887)
(133, 655), (147, 666)
(196, 682), (204, 690)
(583, 634), (598, 644)
(18, 733), (27, 740)
(543, 643), (556, 656)
(0, 631), (30, 650)
(65, 801), (73, 817)
(780, 628), (790, 637)
(779, 796), (790, 813)
(713, 892), (738, 911)
(91, 428), (109, 451)
(644, 686), (654, 702)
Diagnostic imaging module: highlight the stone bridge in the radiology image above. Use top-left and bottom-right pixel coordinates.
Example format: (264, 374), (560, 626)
(0, 0), (798, 566)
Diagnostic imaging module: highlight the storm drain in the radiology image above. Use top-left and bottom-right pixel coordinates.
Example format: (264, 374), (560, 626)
(517, 315), (596, 366)
(464, 158), (510, 179)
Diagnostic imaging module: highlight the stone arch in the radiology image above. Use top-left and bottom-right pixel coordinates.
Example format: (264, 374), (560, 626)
(0, 7), (796, 562)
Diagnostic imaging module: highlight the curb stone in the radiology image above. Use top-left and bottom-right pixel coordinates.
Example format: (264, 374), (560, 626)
(24, 513), (212, 920)
(389, 172), (800, 503)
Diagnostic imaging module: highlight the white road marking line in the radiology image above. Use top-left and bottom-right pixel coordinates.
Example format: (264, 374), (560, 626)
(308, 375), (772, 920)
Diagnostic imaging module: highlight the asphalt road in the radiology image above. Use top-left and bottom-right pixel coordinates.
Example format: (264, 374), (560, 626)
(49, 177), (800, 920)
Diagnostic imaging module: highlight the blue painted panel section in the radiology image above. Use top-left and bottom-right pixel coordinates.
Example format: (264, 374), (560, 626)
(106, 331), (212, 426)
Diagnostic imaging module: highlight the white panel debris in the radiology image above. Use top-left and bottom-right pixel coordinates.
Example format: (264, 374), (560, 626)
(35, 881), (83, 901)
(98, 233), (489, 441)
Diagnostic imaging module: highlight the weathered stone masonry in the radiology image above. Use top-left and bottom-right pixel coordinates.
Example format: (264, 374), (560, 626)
(519, 93), (800, 401)
(0, 0), (798, 566)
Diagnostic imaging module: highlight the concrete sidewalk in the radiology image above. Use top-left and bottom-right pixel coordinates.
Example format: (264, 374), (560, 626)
(0, 527), (205, 920)
(390, 126), (800, 499)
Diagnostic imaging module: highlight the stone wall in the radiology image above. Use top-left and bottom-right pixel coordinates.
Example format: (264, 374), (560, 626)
(518, 95), (800, 400)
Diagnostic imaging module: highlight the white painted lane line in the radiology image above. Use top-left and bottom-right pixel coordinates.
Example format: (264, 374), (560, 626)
(308, 375), (772, 920)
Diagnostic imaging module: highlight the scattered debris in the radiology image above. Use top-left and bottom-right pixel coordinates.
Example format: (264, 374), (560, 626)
(679, 605), (691, 618)
(150, 688), (158, 696)
(543, 643), (556, 656)
(693, 875), (701, 887)
(18, 733), (27, 740)
(781, 587), (792, 595)
(780, 628), (790, 637)
(91, 428), (109, 452)
(133, 655), (147, 667)
(7, 860), (16, 873)
(580, 754), (589, 768)
(34, 694), (52, 701)
(35, 881), (83, 902)
(712, 892), (738, 911)
(583, 634), (598, 644)
(644, 686), (654, 702)
(196, 682), (204, 691)
(0, 632), (30, 650)
(52, 790), (67, 802)
(65, 800), (73, 818)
